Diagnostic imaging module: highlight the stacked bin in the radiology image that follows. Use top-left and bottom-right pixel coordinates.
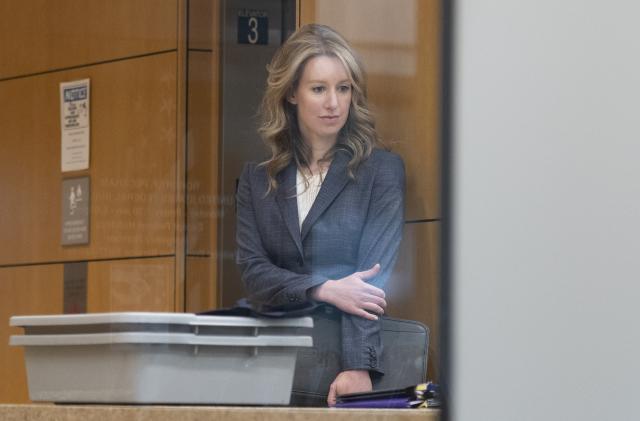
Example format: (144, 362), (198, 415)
(9, 312), (313, 405)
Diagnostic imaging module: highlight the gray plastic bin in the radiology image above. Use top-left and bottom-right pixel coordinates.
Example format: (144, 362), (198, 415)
(9, 312), (313, 405)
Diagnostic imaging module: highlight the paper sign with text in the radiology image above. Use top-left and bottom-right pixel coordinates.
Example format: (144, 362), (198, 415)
(60, 78), (90, 172)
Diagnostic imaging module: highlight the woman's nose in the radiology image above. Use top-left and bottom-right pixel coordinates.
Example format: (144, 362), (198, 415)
(325, 90), (338, 109)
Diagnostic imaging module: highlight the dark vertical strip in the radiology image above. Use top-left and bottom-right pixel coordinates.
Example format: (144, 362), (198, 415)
(439, 0), (455, 419)
(281, 0), (297, 43)
(183, 0), (191, 312)
(63, 262), (88, 314)
(217, 1), (227, 308)
(280, 0), (286, 43)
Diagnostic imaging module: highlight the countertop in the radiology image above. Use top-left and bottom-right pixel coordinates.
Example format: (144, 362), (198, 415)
(0, 404), (439, 420)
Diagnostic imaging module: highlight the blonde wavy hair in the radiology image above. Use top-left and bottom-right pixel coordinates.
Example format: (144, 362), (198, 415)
(258, 24), (383, 192)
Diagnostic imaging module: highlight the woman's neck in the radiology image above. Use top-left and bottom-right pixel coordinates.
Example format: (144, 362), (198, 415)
(301, 159), (329, 176)
(306, 137), (336, 173)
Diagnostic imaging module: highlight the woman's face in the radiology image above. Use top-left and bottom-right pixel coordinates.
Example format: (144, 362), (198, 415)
(289, 55), (352, 149)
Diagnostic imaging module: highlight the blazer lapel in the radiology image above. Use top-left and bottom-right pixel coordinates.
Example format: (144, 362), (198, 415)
(275, 162), (304, 259)
(300, 150), (351, 242)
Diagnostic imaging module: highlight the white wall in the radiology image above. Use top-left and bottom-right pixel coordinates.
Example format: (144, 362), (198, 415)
(452, 1), (640, 420)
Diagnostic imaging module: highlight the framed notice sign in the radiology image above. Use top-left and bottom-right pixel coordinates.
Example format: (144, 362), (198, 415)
(60, 79), (90, 172)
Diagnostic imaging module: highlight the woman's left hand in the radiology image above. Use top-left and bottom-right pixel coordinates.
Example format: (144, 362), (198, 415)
(327, 370), (372, 406)
(309, 264), (387, 320)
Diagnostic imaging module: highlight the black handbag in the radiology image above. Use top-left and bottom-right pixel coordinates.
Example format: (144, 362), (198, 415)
(290, 306), (429, 406)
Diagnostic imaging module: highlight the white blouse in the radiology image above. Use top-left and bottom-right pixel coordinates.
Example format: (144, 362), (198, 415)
(296, 168), (326, 230)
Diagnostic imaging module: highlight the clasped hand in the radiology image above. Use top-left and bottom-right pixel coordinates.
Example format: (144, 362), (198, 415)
(310, 263), (386, 320)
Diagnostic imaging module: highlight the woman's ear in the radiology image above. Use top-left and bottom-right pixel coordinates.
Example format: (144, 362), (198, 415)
(287, 93), (297, 105)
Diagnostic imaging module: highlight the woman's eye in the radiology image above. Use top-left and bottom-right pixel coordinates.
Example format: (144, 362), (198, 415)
(311, 86), (325, 93)
(338, 85), (351, 93)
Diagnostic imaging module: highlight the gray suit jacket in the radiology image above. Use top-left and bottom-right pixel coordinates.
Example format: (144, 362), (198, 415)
(236, 148), (405, 374)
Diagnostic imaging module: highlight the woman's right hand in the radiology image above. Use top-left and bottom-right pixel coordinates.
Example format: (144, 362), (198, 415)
(310, 264), (387, 320)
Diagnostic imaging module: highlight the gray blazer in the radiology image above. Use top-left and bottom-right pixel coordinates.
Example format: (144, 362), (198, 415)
(236, 148), (405, 374)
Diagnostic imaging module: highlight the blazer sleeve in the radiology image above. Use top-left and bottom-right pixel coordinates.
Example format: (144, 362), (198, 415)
(341, 152), (406, 375)
(236, 163), (328, 308)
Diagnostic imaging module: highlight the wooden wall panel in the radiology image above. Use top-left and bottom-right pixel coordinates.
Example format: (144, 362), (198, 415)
(299, 0), (440, 220)
(0, 265), (64, 403)
(390, 0), (440, 221)
(0, 52), (177, 265)
(387, 222), (440, 381)
(188, 0), (217, 51)
(185, 0), (220, 312)
(0, 0), (178, 79)
(87, 257), (175, 312)
(173, 0), (188, 313)
(0, 0), (187, 404)
(185, 256), (217, 313)
(298, 0), (316, 26)
(187, 51), (219, 256)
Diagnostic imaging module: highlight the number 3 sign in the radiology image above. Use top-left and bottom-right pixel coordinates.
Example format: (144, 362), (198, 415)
(238, 10), (268, 45)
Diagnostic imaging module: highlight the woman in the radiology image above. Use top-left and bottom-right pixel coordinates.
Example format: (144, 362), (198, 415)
(235, 24), (405, 406)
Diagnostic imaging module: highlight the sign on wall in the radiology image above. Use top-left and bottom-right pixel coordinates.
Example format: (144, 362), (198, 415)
(61, 176), (90, 246)
(237, 9), (268, 45)
(60, 78), (90, 172)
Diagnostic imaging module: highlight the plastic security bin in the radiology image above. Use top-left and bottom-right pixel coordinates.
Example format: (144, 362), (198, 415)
(9, 312), (313, 405)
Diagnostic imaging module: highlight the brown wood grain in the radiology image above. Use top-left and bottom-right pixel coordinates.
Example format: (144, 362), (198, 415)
(0, 265), (64, 403)
(0, 52), (178, 265)
(188, 0), (217, 51)
(0, 0), (178, 79)
(185, 0), (220, 312)
(0, 1), (188, 404)
(298, 0), (316, 27)
(185, 256), (217, 313)
(185, 52), (219, 310)
(86, 257), (175, 313)
(174, 0), (188, 312)
(387, 221), (440, 381)
(187, 51), (219, 257)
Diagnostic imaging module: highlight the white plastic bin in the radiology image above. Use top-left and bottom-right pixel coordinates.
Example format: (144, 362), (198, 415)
(9, 312), (313, 405)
